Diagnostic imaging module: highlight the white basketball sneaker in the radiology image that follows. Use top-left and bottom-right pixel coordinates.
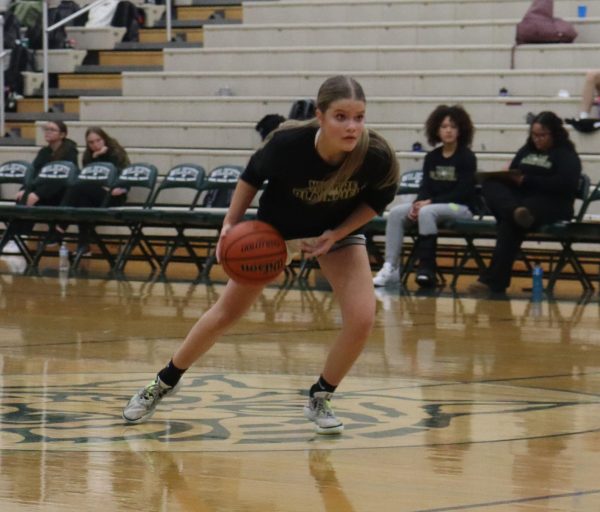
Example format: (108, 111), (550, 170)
(303, 391), (344, 435)
(373, 262), (400, 287)
(122, 375), (182, 424)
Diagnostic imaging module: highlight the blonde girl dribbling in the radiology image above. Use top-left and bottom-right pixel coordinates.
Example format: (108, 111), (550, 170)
(122, 75), (400, 434)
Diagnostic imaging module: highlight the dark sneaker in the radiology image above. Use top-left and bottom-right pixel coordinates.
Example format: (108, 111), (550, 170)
(122, 375), (182, 424)
(415, 268), (436, 288)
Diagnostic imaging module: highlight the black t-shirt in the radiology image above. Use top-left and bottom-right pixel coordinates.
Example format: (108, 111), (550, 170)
(416, 145), (477, 211)
(241, 126), (396, 239)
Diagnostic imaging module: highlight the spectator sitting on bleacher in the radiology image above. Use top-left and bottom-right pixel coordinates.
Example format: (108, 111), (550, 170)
(565, 70), (600, 133)
(373, 105), (477, 288)
(578, 70), (600, 120)
(56, 126), (131, 253)
(15, 120), (78, 207)
(469, 111), (581, 295)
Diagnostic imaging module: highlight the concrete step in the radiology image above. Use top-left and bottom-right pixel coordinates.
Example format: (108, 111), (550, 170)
(34, 49), (87, 73)
(174, 0), (241, 7)
(79, 95), (581, 125)
(203, 18), (600, 48)
(162, 43), (600, 71)
(176, 4), (243, 21)
(75, 65), (162, 73)
(98, 50), (164, 67)
(5, 122), (37, 140)
(58, 73), (122, 91)
(0, 137), (35, 147)
(141, 68), (590, 98)
(115, 41), (203, 50)
(66, 26), (127, 50)
(5, 112), (79, 122)
(17, 98), (80, 114)
(139, 26), (204, 44)
(31, 88), (122, 98)
(32, 120), (600, 154)
(243, 0), (591, 24)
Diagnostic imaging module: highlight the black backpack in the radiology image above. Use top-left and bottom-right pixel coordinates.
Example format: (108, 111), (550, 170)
(288, 99), (316, 120)
(4, 42), (36, 96)
(47, 0), (85, 49)
(3, 11), (22, 49)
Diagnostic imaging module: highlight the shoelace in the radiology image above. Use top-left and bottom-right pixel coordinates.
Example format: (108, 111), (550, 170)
(139, 381), (160, 402)
(314, 398), (334, 417)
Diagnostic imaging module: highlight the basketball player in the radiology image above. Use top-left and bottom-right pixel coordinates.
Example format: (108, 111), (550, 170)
(122, 75), (400, 434)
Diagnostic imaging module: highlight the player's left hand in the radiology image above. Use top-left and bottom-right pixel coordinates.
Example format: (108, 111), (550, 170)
(216, 222), (234, 262)
(301, 230), (337, 258)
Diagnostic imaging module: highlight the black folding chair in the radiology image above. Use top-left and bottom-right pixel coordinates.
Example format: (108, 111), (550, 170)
(116, 163), (206, 274)
(196, 164), (243, 280)
(0, 160), (34, 258)
(544, 173), (593, 291)
(111, 163), (160, 272)
(67, 162), (119, 269)
(27, 161), (79, 268)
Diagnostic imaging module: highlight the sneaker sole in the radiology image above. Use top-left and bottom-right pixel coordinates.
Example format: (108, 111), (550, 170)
(122, 408), (156, 424)
(315, 423), (344, 435)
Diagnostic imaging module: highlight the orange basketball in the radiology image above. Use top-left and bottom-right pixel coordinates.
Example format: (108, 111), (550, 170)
(220, 220), (287, 285)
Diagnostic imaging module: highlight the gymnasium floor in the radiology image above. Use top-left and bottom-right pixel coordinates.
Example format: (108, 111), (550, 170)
(0, 257), (599, 511)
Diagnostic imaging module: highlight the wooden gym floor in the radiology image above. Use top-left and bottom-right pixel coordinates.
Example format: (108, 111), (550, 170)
(0, 256), (599, 511)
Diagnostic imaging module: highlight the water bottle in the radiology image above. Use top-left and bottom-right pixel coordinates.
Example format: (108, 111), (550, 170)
(59, 242), (70, 272)
(532, 264), (543, 300)
(19, 27), (29, 49)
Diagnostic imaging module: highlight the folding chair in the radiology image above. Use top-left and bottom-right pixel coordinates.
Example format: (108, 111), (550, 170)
(112, 163), (159, 272)
(67, 161), (119, 269)
(27, 161), (79, 268)
(198, 164), (243, 280)
(544, 173), (593, 291)
(116, 163), (206, 275)
(0, 160), (34, 258)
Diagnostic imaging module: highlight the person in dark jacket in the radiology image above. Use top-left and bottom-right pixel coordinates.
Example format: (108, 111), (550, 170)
(16, 120), (78, 206)
(373, 104), (477, 288)
(57, 126), (131, 252)
(469, 111), (582, 294)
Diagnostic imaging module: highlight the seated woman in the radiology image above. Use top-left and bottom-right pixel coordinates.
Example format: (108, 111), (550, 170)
(7, 121), (78, 243)
(373, 104), (477, 288)
(16, 120), (78, 207)
(58, 126), (131, 252)
(469, 111), (581, 295)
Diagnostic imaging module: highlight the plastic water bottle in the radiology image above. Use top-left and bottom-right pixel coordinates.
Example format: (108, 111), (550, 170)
(59, 242), (69, 272)
(532, 264), (543, 300)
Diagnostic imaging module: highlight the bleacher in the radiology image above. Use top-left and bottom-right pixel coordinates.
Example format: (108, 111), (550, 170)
(0, 0), (599, 288)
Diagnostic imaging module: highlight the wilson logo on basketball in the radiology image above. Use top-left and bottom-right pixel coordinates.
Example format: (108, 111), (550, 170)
(240, 261), (284, 273)
(241, 240), (284, 253)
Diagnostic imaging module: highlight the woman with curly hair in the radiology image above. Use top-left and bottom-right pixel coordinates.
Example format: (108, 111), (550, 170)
(373, 104), (477, 288)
